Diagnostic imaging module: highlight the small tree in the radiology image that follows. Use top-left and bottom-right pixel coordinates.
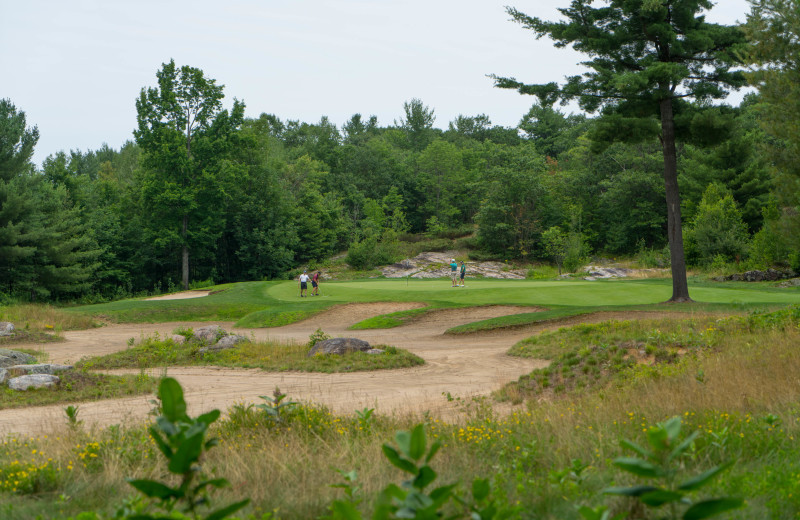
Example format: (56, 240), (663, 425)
(686, 185), (749, 265)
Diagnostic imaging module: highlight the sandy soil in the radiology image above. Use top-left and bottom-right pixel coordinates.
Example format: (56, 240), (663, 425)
(144, 290), (212, 301)
(0, 304), (677, 435)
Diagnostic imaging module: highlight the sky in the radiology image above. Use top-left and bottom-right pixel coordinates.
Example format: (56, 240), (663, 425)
(2, 0), (753, 166)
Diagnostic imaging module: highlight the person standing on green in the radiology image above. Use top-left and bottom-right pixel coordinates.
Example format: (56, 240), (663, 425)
(450, 258), (458, 287)
(459, 260), (466, 286)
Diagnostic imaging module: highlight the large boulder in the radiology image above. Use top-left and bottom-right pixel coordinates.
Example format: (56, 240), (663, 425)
(193, 325), (225, 344)
(198, 334), (248, 354)
(0, 322), (14, 337)
(170, 334), (186, 345)
(8, 374), (59, 391)
(0, 368), (7, 384)
(0, 349), (37, 368)
(309, 337), (371, 356)
(8, 363), (72, 375)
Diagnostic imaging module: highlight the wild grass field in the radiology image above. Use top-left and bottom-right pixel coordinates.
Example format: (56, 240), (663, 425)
(2, 278), (800, 519)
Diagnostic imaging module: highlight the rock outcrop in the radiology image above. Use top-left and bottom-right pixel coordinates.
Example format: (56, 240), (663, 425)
(0, 349), (36, 368)
(0, 322), (14, 337)
(380, 252), (526, 280)
(198, 334), (248, 354)
(309, 338), (372, 356)
(8, 374), (60, 391)
(8, 363), (73, 375)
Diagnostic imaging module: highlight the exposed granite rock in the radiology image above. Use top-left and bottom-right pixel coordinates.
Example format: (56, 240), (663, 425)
(309, 337), (372, 356)
(8, 374), (59, 391)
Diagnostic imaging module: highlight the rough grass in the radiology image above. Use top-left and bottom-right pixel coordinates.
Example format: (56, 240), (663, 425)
(78, 335), (424, 373)
(0, 304), (97, 332)
(0, 371), (156, 409)
(3, 308), (800, 518)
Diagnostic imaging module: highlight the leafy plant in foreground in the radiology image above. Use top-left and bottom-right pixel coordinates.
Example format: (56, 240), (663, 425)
(256, 387), (297, 425)
(602, 416), (743, 520)
(126, 377), (249, 519)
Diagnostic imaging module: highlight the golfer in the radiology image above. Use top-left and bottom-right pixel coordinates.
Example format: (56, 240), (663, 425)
(450, 258), (458, 287)
(459, 260), (466, 286)
(299, 270), (310, 297)
(311, 271), (321, 296)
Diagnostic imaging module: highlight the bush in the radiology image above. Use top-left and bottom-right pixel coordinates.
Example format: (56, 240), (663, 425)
(346, 232), (401, 270)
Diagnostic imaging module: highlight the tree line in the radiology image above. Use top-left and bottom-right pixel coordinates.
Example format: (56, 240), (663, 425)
(0, 0), (797, 302)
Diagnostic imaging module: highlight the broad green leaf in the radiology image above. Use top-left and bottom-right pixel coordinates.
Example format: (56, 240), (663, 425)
(206, 499), (251, 520)
(126, 479), (177, 499)
(148, 426), (173, 458)
(425, 439), (442, 463)
(640, 489), (684, 506)
(168, 430), (204, 474)
(197, 409), (221, 426)
(604, 484), (659, 496)
(577, 505), (603, 520)
(193, 477), (229, 493)
(663, 416), (682, 441)
(620, 439), (654, 460)
(395, 430), (412, 457)
(409, 424), (427, 461)
(382, 444), (417, 474)
(683, 497), (744, 520)
(668, 431), (699, 463)
(612, 457), (665, 478)
(158, 377), (187, 422)
(647, 426), (669, 451)
(472, 478), (490, 502)
(413, 465), (437, 490)
(331, 500), (364, 520)
(678, 463), (732, 491)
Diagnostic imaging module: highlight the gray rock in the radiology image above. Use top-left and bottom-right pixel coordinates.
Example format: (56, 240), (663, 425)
(170, 334), (186, 345)
(779, 278), (800, 288)
(0, 322), (14, 337)
(365, 349), (385, 355)
(309, 337), (372, 356)
(0, 368), (6, 384)
(8, 374), (59, 391)
(193, 325), (225, 343)
(198, 334), (248, 354)
(0, 349), (37, 367)
(8, 363), (72, 375)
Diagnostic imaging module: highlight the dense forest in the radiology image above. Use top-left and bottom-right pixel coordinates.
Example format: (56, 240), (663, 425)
(1, 0), (798, 302)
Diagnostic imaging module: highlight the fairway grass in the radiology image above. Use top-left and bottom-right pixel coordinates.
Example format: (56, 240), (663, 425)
(60, 278), (800, 333)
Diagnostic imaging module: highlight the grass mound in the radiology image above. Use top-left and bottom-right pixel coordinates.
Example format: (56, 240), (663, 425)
(0, 371), (156, 409)
(79, 332), (424, 373)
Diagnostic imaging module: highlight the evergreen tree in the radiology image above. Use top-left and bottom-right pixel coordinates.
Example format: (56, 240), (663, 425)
(494, 0), (747, 301)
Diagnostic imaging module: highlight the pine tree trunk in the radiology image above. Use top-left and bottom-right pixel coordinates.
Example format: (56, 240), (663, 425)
(659, 98), (692, 303)
(182, 214), (189, 291)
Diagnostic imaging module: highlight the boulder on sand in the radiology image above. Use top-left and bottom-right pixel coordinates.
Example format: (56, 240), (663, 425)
(8, 363), (73, 375)
(0, 322), (14, 337)
(309, 338), (372, 356)
(8, 374), (60, 391)
(198, 334), (248, 354)
(193, 325), (225, 343)
(0, 349), (37, 368)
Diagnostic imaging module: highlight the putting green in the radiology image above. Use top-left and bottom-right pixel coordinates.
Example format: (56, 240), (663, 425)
(268, 278), (800, 307)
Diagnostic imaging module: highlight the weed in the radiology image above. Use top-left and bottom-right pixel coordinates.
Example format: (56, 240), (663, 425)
(126, 377), (249, 519)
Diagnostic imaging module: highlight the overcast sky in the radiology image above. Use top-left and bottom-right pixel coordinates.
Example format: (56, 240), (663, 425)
(2, 0), (752, 166)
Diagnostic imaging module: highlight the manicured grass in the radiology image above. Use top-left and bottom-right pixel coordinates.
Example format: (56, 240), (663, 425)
(78, 335), (424, 373)
(60, 278), (800, 331)
(0, 371), (156, 410)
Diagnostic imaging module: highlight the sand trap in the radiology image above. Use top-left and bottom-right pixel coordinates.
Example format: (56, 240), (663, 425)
(145, 290), (211, 301)
(1, 303), (646, 435)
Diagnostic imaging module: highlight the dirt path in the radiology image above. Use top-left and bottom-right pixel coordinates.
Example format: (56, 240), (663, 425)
(0, 304), (669, 435)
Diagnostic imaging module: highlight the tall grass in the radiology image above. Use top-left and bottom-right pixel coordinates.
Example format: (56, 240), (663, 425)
(3, 309), (800, 518)
(0, 304), (97, 331)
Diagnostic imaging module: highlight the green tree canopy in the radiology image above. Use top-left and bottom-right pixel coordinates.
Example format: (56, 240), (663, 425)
(494, 0), (747, 301)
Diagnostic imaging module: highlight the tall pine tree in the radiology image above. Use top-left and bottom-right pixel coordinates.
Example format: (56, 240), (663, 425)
(494, 0), (746, 301)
